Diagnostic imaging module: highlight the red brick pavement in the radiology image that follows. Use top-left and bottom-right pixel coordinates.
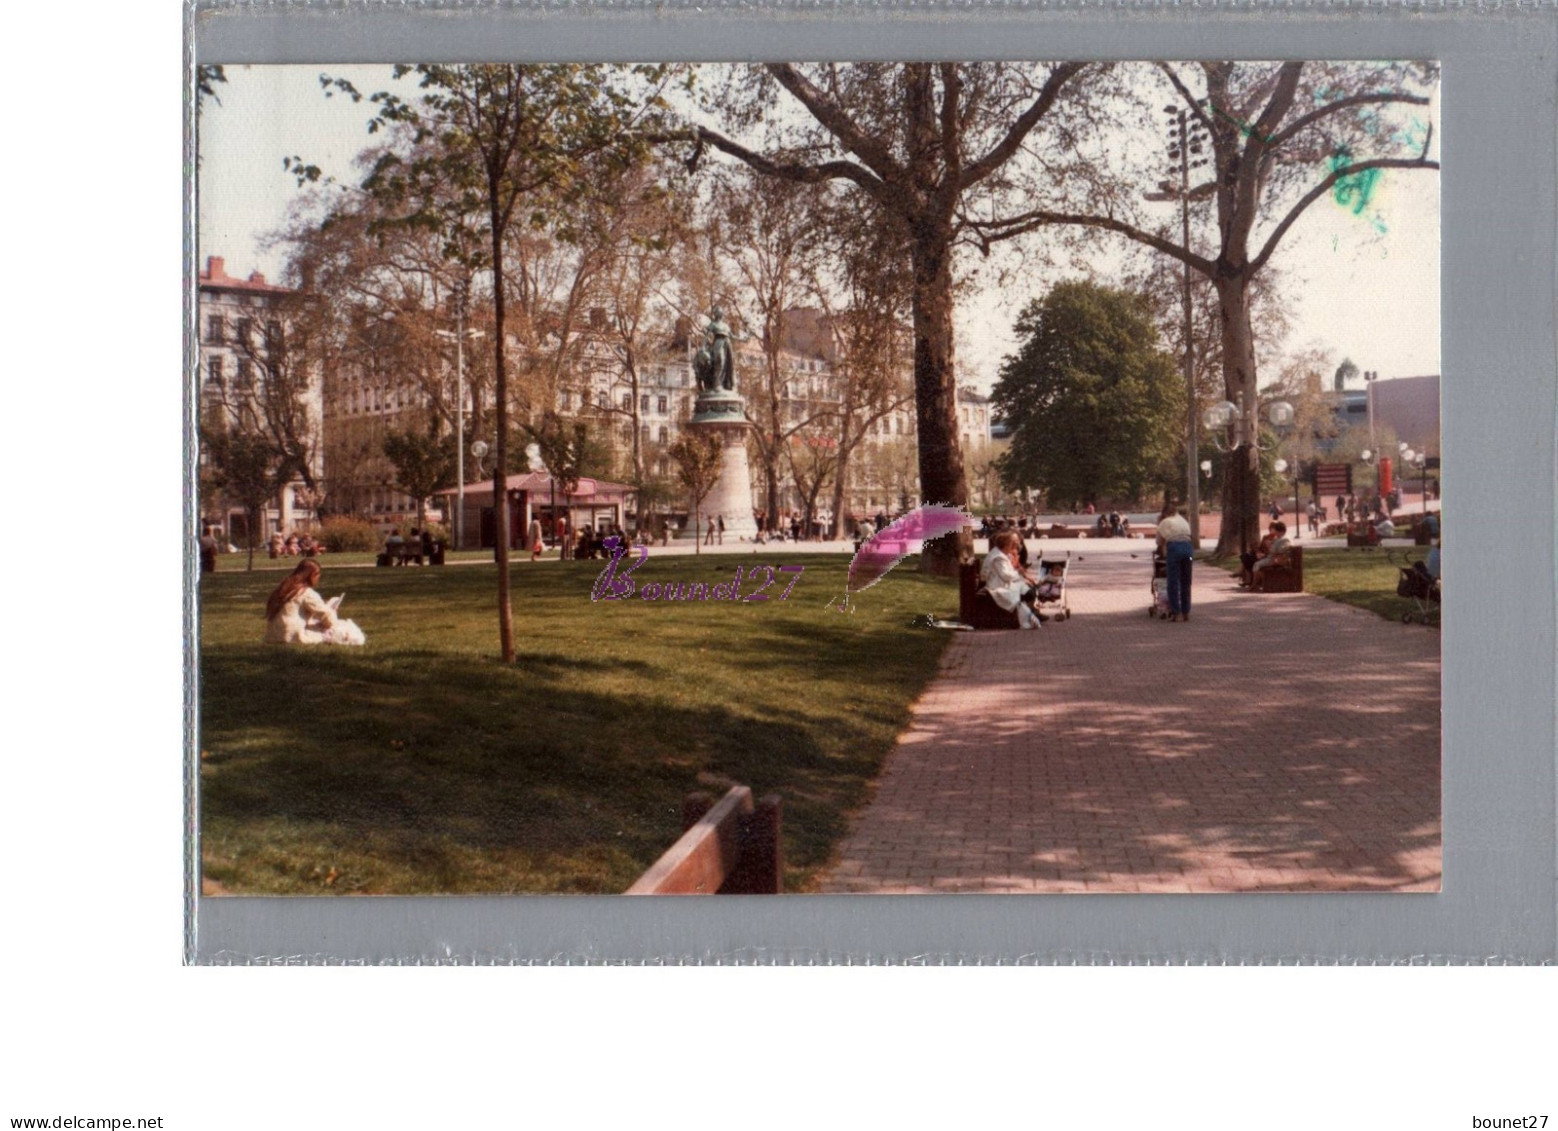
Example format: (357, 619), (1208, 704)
(819, 547), (1442, 893)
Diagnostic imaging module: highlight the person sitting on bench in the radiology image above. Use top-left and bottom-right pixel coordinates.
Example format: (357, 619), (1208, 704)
(1241, 521), (1291, 589)
(980, 530), (1045, 629)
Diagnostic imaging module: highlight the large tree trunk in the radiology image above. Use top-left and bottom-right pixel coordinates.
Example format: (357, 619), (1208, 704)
(765, 460), (781, 538)
(829, 443), (850, 541)
(1215, 274), (1261, 558)
(909, 221), (971, 575)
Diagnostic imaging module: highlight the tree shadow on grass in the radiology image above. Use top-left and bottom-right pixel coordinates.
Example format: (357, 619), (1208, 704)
(201, 644), (893, 894)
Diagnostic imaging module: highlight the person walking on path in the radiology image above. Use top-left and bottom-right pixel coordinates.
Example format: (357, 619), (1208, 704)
(716, 515), (725, 545)
(528, 517), (544, 562)
(1156, 506), (1195, 622)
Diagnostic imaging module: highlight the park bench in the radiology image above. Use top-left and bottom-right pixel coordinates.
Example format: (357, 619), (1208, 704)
(958, 562), (1022, 630)
(626, 785), (783, 895)
(376, 540), (446, 567)
(1251, 545), (1304, 593)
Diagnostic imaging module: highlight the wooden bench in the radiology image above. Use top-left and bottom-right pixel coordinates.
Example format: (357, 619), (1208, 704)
(958, 562), (1021, 630)
(626, 785), (783, 895)
(1251, 545), (1304, 593)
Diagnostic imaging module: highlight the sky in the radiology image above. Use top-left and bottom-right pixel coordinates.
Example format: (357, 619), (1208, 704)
(198, 63), (1441, 393)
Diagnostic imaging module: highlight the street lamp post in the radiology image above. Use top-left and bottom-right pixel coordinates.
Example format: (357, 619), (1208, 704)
(1145, 104), (1211, 549)
(1273, 458), (1301, 539)
(435, 280), (484, 552)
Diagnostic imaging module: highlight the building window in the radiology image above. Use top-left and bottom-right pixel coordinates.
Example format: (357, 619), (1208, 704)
(559, 390), (571, 411)
(206, 355), (224, 384)
(657, 395), (667, 415)
(236, 318), (253, 349)
(640, 424), (650, 443)
(206, 315), (225, 344)
(658, 425), (669, 444)
(236, 358), (254, 387)
(621, 392), (631, 411)
(597, 391), (608, 409)
(640, 394), (650, 414)
(265, 320), (284, 355)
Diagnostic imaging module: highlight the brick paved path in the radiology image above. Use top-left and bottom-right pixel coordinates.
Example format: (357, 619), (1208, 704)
(820, 546), (1441, 893)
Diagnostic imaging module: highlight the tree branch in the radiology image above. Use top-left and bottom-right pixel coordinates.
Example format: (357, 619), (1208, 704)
(959, 63), (1088, 192)
(766, 63), (903, 183)
(1267, 91), (1433, 150)
(1250, 154), (1439, 275)
(939, 63), (962, 187)
(966, 209), (1216, 276)
(693, 125), (889, 205)
(1248, 62), (1305, 155)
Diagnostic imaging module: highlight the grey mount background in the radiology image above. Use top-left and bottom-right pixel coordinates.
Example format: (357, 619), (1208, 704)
(188, 3), (1558, 964)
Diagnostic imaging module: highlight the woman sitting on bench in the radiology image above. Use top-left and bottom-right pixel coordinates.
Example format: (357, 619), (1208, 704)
(981, 530), (1045, 629)
(1240, 521), (1291, 588)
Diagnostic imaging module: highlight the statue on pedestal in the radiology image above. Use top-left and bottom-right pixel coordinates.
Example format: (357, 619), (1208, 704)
(693, 308), (737, 393)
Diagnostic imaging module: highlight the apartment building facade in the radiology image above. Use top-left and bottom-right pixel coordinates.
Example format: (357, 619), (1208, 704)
(196, 256), (324, 543)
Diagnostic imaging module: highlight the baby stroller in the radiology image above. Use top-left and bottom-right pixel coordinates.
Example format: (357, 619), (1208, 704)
(1149, 553), (1171, 619)
(1034, 552), (1072, 621)
(1394, 552), (1441, 625)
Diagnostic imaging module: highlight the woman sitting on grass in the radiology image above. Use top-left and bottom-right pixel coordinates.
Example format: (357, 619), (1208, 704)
(264, 560), (365, 646)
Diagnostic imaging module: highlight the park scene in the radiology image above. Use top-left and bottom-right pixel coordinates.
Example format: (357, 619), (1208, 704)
(195, 60), (1441, 895)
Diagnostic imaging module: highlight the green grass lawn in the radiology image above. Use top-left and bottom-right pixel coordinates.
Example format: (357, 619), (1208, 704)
(1211, 546), (1439, 625)
(199, 552), (958, 894)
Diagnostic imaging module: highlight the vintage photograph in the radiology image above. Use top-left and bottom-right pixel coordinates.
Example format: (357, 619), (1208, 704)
(194, 60), (1441, 896)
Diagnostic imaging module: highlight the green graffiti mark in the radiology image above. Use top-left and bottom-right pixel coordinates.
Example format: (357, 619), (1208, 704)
(1330, 147), (1381, 217)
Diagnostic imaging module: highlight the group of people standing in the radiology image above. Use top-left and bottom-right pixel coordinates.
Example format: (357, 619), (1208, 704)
(527, 517), (630, 562)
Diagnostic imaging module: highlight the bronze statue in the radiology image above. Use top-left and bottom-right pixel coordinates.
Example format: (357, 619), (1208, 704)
(693, 308), (736, 393)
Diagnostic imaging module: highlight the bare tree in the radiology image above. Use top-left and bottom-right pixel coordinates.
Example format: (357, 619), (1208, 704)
(668, 432), (723, 556)
(711, 171), (835, 531)
(299, 64), (670, 662)
(686, 63), (1093, 572)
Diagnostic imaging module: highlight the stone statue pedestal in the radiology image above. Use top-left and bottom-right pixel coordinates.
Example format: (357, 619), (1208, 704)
(689, 389), (757, 542)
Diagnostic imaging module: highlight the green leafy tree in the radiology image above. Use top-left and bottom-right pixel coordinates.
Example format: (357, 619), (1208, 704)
(201, 424), (293, 571)
(993, 282), (1183, 509)
(668, 432), (724, 556)
(381, 418), (458, 531)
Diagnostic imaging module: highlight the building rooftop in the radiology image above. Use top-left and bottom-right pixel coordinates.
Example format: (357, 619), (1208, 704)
(198, 256), (293, 295)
